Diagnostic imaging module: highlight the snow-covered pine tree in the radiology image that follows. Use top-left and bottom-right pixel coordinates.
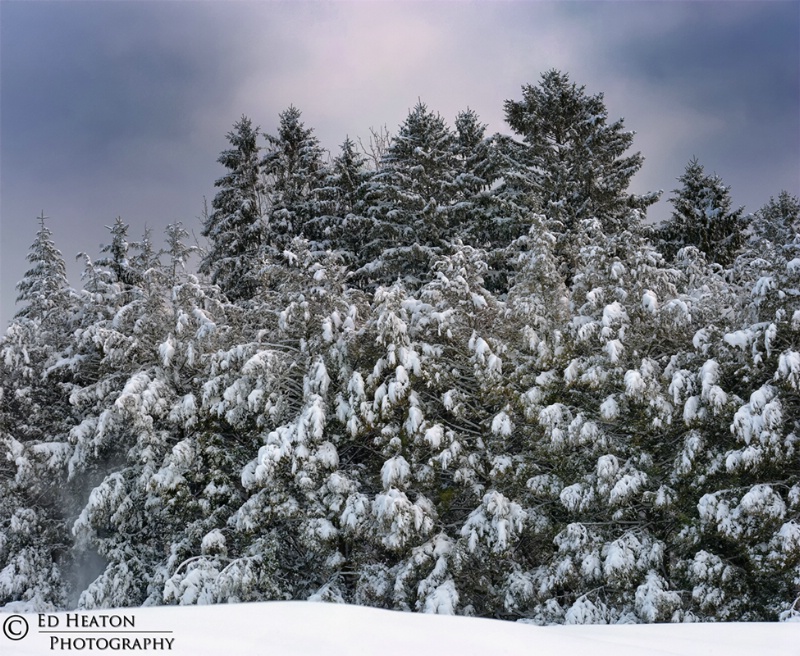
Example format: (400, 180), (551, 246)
(129, 226), (162, 288)
(498, 219), (702, 623)
(453, 109), (491, 188)
(452, 109), (497, 244)
(746, 191), (800, 262)
(164, 222), (201, 287)
(356, 102), (462, 289)
(64, 221), (237, 609)
(96, 217), (143, 289)
(5, 212), (78, 457)
(6, 212), (77, 452)
(451, 109), (511, 293)
(261, 106), (327, 252)
(659, 158), (746, 267)
(131, 225), (245, 608)
(67, 220), (153, 384)
(0, 471), (70, 611)
(200, 116), (266, 302)
(667, 188), (800, 621)
(329, 138), (369, 217)
(306, 137), (373, 268)
(332, 243), (508, 615)
(320, 138), (373, 268)
(502, 70), (660, 284)
(729, 193), (800, 329)
(163, 239), (363, 605)
(14, 211), (73, 323)
(0, 214), (76, 611)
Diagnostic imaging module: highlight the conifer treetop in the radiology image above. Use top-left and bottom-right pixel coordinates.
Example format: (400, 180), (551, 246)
(503, 69), (658, 233)
(15, 211), (70, 320)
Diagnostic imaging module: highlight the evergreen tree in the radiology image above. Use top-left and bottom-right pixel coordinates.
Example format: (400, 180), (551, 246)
(316, 138), (372, 267)
(129, 226), (162, 287)
(164, 222), (201, 287)
(262, 106), (327, 252)
(14, 212), (73, 323)
(167, 240), (361, 605)
(660, 158), (746, 267)
(451, 109), (511, 293)
(502, 70), (659, 282)
(1, 214), (77, 610)
(499, 222), (694, 623)
(452, 109), (504, 247)
(357, 102), (461, 288)
(67, 223), (233, 608)
(668, 189), (800, 621)
(96, 217), (142, 288)
(747, 191), (800, 256)
(200, 116), (266, 301)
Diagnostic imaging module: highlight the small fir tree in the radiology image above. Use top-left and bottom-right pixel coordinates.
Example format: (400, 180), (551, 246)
(15, 212), (72, 322)
(660, 158), (746, 267)
(747, 191), (799, 255)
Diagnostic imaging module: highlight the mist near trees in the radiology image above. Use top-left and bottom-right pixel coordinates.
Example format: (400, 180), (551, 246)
(2, 71), (799, 624)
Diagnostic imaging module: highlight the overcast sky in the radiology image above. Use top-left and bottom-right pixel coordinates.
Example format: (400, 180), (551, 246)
(1, 0), (798, 328)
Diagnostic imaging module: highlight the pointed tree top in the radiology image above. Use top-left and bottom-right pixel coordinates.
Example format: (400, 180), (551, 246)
(37, 210), (50, 229)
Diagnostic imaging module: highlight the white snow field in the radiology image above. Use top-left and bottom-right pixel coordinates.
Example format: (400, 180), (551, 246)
(2, 602), (799, 656)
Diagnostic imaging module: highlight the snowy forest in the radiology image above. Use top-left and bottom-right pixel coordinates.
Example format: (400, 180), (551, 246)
(2, 70), (799, 624)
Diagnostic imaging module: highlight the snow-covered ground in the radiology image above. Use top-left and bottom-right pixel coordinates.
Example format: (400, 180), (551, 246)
(2, 602), (798, 655)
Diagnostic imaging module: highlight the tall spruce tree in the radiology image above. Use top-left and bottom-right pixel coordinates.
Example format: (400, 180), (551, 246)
(1, 213), (77, 611)
(357, 102), (461, 288)
(321, 138), (372, 267)
(200, 116), (266, 302)
(452, 109), (502, 248)
(502, 70), (659, 282)
(261, 106), (327, 252)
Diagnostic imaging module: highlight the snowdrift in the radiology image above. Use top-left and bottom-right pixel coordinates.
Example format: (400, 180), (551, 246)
(3, 602), (799, 655)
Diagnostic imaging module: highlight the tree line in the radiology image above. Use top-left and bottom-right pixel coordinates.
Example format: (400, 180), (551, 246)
(2, 70), (799, 623)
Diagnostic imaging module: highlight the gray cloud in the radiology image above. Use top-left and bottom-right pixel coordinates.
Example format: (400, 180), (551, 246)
(601, 1), (800, 207)
(4, 3), (224, 169)
(2, 1), (798, 327)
